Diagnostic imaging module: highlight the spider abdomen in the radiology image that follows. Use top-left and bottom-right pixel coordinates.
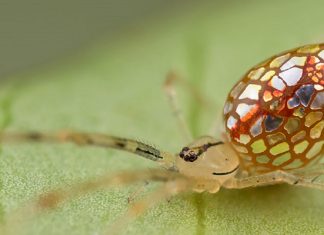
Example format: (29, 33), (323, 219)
(224, 44), (324, 173)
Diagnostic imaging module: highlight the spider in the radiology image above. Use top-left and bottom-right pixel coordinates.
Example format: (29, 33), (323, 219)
(2, 43), (324, 235)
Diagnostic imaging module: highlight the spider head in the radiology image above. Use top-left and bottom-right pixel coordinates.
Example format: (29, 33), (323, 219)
(175, 136), (240, 183)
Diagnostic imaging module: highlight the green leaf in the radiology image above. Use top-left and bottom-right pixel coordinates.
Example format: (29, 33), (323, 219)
(1, 1), (324, 234)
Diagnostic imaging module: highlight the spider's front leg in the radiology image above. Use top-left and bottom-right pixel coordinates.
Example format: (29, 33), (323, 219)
(163, 71), (193, 142)
(223, 170), (324, 191)
(163, 71), (215, 142)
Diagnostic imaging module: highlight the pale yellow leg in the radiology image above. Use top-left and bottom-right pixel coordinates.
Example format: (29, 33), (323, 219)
(103, 178), (190, 235)
(294, 170), (324, 179)
(208, 109), (224, 137)
(164, 71), (193, 142)
(127, 181), (149, 203)
(0, 131), (176, 169)
(163, 71), (215, 142)
(223, 170), (324, 190)
(291, 162), (324, 180)
(1, 169), (184, 235)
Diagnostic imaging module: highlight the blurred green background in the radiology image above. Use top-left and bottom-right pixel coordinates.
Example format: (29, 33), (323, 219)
(0, 0), (201, 78)
(1, 0), (324, 234)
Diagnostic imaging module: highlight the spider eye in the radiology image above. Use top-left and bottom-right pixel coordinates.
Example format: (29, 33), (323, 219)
(179, 147), (188, 158)
(182, 147), (190, 152)
(185, 154), (198, 162)
(179, 147), (198, 162)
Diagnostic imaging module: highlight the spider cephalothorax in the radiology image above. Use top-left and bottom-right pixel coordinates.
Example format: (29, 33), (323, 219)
(175, 136), (240, 183)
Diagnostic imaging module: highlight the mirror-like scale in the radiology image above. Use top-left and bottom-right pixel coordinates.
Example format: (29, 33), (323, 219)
(224, 44), (324, 173)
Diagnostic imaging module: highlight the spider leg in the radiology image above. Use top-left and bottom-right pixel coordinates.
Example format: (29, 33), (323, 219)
(290, 161), (324, 178)
(39, 169), (184, 210)
(208, 110), (225, 137)
(163, 71), (215, 142)
(0, 131), (176, 169)
(223, 170), (324, 190)
(294, 170), (324, 179)
(164, 71), (193, 142)
(127, 180), (149, 204)
(1, 169), (186, 235)
(104, 178), (191, 235)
